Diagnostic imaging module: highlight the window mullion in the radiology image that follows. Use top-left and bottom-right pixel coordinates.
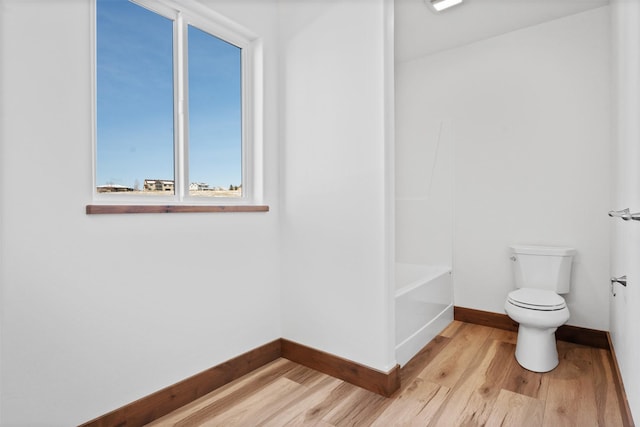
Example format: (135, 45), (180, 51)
(175, 12), (188, 201)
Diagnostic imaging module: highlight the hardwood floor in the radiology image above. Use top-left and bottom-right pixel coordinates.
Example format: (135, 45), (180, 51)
(146, 321), (627, 426)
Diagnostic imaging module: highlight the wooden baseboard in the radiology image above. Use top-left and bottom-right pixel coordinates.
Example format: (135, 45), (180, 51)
(280, 339), (401, 397)
(454, 306), (518, 332)
(454, 306), (610, 349)
(80, 337), (401, 426)
(556, 324), (610, 349)
(79, 339), (282, 427)
(607, 333), (636, 427)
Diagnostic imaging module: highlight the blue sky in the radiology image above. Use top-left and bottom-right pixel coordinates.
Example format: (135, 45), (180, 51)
(96, 0), (242, 190)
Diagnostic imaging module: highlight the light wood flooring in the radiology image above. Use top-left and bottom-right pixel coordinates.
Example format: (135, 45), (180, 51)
(146, 321), (626, 426)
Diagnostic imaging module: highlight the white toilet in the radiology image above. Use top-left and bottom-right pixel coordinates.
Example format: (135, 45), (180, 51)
(504, 245), (575, 373)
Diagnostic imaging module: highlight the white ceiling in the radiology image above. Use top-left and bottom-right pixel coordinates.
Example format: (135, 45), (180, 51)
(395, 0), (610, 62)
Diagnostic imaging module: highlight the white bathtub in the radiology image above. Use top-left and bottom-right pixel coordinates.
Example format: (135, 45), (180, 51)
(395, 263), (453, 367)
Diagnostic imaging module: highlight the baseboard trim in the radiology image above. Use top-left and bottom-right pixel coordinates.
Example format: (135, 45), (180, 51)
(556, 323), (610, 349)
(80, 337), (401, 426)
(454, 306), (518, 332)
(79, 339), (282, 427)
(454, 306), (610, 349)
(607, 333), (636, 427)
(280, 339), (401, 397)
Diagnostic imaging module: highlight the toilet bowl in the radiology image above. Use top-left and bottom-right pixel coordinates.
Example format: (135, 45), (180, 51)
(505, 288), (570, 372)
(504, 245), (575, 373)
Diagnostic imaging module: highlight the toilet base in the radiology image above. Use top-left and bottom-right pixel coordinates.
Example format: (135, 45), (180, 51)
(514, 325), (559, 372)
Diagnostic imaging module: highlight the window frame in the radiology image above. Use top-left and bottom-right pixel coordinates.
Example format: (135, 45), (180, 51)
(90, 0), (264, 210)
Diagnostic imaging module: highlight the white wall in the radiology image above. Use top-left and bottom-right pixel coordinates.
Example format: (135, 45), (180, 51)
(0, 0), (281, 425)
(610, 0), (640, 421)
(1, 0), (398, 423)
(395, 113), (454, 266)
(1, 0), (617, 424)
(278, 0), (396, 372)
(396, 7), (611, 330)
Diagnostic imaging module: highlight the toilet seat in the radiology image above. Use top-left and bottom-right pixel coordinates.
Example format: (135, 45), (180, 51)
(507, 288), (566, 311)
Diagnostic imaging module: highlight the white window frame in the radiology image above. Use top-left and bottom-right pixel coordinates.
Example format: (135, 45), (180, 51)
(90, 0), (264, 206)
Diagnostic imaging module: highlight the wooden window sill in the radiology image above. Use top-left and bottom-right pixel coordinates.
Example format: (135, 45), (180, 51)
(86, 205), (269, 214)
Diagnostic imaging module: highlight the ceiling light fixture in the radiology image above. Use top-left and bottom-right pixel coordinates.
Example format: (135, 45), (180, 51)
(427, 0), (463, 12)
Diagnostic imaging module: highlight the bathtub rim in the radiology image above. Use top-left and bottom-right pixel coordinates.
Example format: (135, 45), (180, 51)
(395, 263), (451, 298)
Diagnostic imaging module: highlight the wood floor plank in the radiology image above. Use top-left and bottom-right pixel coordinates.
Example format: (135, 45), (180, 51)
(197, 377), (306, 426)
(399, 335), (450, 390)
(419, 323), (494, 389)
(501, 351), (550, 400)
(439, 320), (464, 338)
(147, 359), (297, 426)
(427, 339), (516, 426)
(320, 384), (389, 426)
(260, 381), (368, 427)
(543, 378), (599, 427)
(488, 327), (518, 344)
(485, 389), (544, 427)
(257, 375), (343, 426)
(283, 364), (327, 387)
(370, 378), (450, 427)
(542, 341), (599, 427)
(591, 347), (625, 427)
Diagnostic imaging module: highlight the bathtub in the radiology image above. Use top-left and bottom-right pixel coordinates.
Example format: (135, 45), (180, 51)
(395, 263), (453, 367)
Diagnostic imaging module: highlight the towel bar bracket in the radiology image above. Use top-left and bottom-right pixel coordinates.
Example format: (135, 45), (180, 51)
(608, 208), (640, 221)
(611, 275), (627, 297)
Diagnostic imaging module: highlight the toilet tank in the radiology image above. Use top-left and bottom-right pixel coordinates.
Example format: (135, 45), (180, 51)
(510, 245), (576, 294)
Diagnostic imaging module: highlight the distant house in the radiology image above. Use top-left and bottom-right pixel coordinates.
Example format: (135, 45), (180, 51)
(96, 184), (134, 193)
(144, 179), (174, 192)
(190, 182), (210, 191)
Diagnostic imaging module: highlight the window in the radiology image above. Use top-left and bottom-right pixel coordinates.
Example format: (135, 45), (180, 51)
(93, 0), (261, 207)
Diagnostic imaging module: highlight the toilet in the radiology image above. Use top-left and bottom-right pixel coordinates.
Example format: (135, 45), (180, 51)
(504, 245), (575, 372)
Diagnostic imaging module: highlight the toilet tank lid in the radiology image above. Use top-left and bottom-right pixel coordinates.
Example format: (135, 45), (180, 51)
(510, 245), (576, 256)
